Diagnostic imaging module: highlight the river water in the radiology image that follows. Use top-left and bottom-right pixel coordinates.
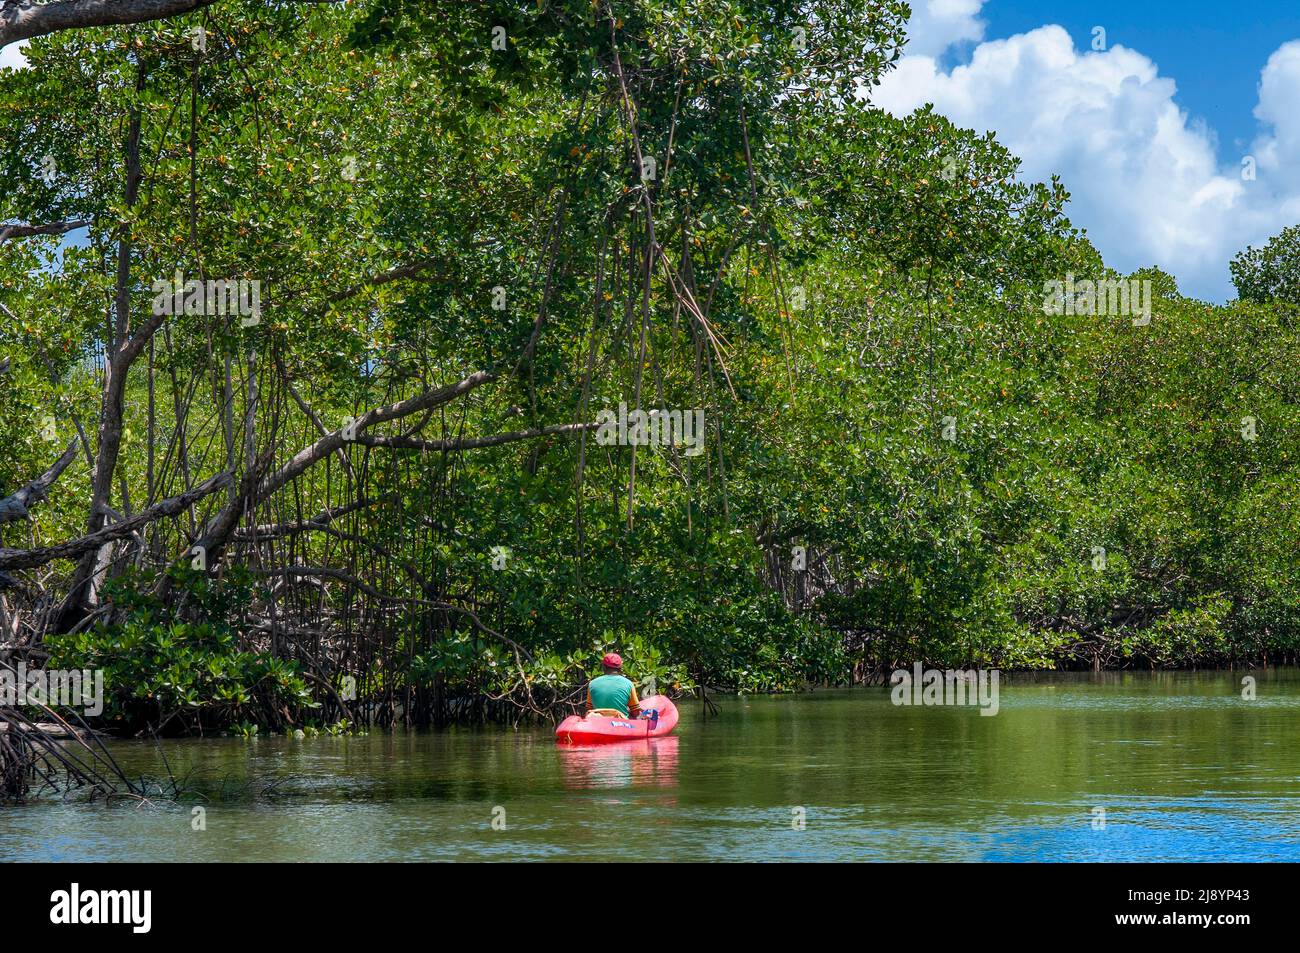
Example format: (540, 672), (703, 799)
(3, 670), (1299, 862)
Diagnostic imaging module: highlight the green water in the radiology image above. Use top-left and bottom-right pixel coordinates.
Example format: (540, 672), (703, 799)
(4, 670), (1300, 862)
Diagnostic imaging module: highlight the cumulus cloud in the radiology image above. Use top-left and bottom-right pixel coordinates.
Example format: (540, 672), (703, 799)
(900, 0), (987, 59)
(1252, 42), (1300, 195)
(872, 7), (1300, 301)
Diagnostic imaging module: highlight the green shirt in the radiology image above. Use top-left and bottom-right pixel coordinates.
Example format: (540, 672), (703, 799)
(589, 674), (637, 716)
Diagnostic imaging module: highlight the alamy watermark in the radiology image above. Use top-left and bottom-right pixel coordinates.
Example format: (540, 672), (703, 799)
(50, 884), (150, 934)
(151, 272), (262, 326)
(594, 402), (705, 456)
(1043, 274), (1151, 325)
(890, 663), (1000, 716)
(1, 662), (103, 715)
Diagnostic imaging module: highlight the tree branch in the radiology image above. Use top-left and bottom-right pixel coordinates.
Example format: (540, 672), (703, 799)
(326, 257), (448, 304)
(2, 0), (212, 47)
(0, 219), (90, 243)
(190, 369), (495, 566)
(0, 0), (343, 48)
(0, 436), (80, 525)
(0, 470), (230, 572)
(356, 420), (598, 452)
(253, 565), (533, 660)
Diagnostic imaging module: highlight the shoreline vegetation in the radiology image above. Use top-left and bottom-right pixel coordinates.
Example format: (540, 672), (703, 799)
(3, 2), (1300, 799)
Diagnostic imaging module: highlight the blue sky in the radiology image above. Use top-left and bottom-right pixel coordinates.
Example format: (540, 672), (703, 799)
(977, 0), (1300, 166)
(876, 0), (1300, 301)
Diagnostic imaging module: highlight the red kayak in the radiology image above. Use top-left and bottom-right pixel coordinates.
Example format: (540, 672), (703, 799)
(555, 695), (679, 745)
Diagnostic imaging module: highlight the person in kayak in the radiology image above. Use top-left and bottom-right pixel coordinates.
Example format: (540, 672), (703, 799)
(587, 653), (641, 718)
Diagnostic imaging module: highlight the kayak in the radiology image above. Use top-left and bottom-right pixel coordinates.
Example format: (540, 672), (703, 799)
(555, 694), (679, 745)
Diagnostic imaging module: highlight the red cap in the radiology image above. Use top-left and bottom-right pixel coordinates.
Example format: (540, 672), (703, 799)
(602, 652), (623, 668)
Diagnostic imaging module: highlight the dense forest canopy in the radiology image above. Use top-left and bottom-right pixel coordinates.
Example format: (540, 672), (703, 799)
(2, 0), (1299, 739)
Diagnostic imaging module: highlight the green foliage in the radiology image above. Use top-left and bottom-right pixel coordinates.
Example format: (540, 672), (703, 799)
(45, 571), (315, 733)
(1231, 225), (1300, 305)
(742, 241), (1300, 671)
(5, 0), (1300, 739)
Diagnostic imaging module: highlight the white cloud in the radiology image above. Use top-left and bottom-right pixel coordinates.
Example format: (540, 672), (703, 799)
(871, 12), (1300, 301)
(0, 41), (29, 71)
(1252, 41), (1300, 196)
(901, 0), (987, 59)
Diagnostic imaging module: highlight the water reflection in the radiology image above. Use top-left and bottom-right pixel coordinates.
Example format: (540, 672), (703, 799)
(6, 673), (1300, 861)
(557, 736), (680, 790)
